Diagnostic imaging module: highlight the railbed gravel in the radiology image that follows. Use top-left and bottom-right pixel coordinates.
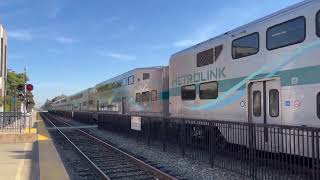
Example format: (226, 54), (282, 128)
(58, 116), (249, 180)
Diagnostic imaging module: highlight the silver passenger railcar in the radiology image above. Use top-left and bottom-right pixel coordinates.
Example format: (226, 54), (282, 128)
(169, 0), (320, 157)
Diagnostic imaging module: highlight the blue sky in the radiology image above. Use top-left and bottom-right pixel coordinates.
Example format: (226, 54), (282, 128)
(0, 0), (302, 106)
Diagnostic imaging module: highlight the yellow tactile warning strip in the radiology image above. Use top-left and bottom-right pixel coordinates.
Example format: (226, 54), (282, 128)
(36, 113), (70, 180)
(23, 127), (37, 134)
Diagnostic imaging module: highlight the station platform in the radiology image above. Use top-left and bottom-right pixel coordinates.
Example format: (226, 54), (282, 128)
(0, 113), (70, 180)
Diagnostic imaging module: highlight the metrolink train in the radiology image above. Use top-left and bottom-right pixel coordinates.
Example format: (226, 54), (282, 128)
(51, 0), (320, 157)
(52, 66), (169, 117)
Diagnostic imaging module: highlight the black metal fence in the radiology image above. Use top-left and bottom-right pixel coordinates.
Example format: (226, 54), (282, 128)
(52, 111), (320, 180)
(0, 112), (25, 133)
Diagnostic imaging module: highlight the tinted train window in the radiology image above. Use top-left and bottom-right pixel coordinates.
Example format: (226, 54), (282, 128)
(122, 78), (127, 86)
(232, 32), (259, 59)
(128, 75), (134, 85)
(269, 89), (279, 117)
(317, 92), (320, 119)
(136, 93), (141, 102)
(199, 81), (218, 99)
(317, 11), (320, 37)
(197, 48), (214, 67)
(253, 91), (261, 117)
(143, 73), (150, 80)
(142, 91), (150, 102)
(267, 17), (305, 50)
(151, 90), (157, 101)
(215, 45), (223, 60)
(181, 85), (196, 100)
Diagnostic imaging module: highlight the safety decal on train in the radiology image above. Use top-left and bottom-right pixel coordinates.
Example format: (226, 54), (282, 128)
(172, 67), (226, 86)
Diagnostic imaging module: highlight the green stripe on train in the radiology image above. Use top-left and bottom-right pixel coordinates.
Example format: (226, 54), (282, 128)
(168, 65), (320, 97)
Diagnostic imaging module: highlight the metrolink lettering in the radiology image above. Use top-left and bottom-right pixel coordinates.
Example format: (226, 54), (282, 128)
(172, 67), (226, 86)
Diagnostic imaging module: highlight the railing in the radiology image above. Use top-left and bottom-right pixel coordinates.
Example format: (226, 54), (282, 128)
(0, 112), (31, 133)
(52, 111), (320, 180)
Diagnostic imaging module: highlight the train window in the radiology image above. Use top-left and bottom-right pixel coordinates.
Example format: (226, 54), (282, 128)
(215, 45), (223, 60)
(317, 11), (320, 37)
(142, 91), (150, 102)
(181, 85), (196, 100)
(197, 48), (214, 67)
(267, 16), (306, 50)
(151, 90), (157, 101)
(143, 73), (150, 80)
(232, 32), (259, 59)
(136, 93), (141, 102)
(128, 75), (134, 85)
(199, 81), (218, 99)
(317, 92), (320, 119)
(253, 91), (261, 117)
(269, 89), (279, 117)
(122, 78), (127, 86)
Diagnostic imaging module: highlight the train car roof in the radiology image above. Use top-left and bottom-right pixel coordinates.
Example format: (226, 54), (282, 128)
(96, 66), (167, 87)
(171, 0), (314, 58)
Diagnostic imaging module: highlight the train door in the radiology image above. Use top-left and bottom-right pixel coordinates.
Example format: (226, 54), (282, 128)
(248, 79), (281, 145)
(122, 97), (127, 114)
(249, 79), (281, 124)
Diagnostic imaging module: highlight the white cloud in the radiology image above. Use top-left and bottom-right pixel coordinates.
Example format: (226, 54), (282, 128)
(8, 30), (33, 40)
(9, 54), (24, 59)
(55, 36), (76, 44)
(172, 6), (266, 48)
(173, 40), (199, 48)
(172, 23), (218, 48)
(98, 51), (136, 61)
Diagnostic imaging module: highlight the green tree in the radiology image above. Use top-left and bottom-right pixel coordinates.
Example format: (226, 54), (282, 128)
(4, 70), (34, 112)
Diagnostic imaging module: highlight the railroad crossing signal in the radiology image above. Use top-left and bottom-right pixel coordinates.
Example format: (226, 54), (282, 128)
(16, 84), (25, 93)
(26, 84), (33, 91)
(17, 94), (24, 100)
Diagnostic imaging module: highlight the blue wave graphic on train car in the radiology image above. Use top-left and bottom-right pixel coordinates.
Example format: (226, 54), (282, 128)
(186, 40), (320, 111)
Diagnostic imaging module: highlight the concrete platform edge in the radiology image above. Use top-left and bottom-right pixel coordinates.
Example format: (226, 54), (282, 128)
(37, 113), (70, 180)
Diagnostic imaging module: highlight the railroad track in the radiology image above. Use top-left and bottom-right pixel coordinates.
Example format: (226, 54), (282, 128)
(41, 112), (177, 180)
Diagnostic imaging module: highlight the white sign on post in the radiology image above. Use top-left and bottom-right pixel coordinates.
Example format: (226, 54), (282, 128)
(131, 116), (141, 131)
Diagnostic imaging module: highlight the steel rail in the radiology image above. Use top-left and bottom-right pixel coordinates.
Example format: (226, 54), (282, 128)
(42, 114), (111, 180)
(44, 113), (177, 180)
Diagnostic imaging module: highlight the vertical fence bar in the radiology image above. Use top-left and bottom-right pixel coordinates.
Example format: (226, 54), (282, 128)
(312, 130), (316, 180)
(162, 117), (167, 152)
(181, 119), (185, 157)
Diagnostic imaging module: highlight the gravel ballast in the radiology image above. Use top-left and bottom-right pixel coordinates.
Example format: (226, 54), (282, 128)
(59, 116), (249, 179)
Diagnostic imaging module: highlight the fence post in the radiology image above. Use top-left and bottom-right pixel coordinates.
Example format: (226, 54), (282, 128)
(181, 119), (186, 157)
(147, 117), (151, 146)
(162, 117), (167, 152)
(312, 130), (316, 180)
(210, 122), (215, 168)
(248, 123), (255, 179)
(316, 130), (320, 180)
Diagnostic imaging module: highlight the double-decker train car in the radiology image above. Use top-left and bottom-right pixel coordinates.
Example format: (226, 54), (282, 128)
(94, 66), (169, 117)
(169, 0), (320, 157)
(51, 97), (68, 111)
(51, 66), (169, 117)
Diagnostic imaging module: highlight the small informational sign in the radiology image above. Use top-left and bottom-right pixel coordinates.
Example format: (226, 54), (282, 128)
(294, 100), (301, 108)
(285, 101), (291, 107)
(131, 116), (141, 131)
